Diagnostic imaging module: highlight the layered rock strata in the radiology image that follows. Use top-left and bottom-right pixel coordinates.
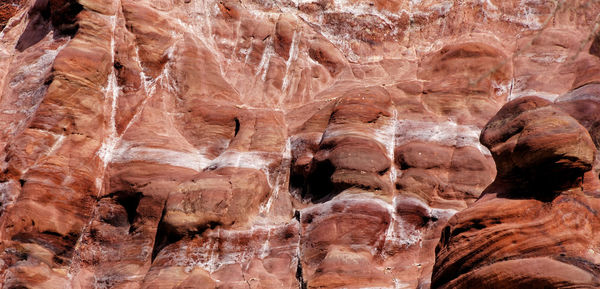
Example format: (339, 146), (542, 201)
(0, 0), (599, 288)
(432, 90), (600, 288)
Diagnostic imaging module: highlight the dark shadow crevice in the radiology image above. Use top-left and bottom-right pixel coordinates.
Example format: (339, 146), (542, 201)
(15, 0), (82, 51)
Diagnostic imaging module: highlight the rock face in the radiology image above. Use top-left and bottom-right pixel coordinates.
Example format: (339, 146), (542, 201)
(432, 92), (600, 288)
(0, 0), (599, 288)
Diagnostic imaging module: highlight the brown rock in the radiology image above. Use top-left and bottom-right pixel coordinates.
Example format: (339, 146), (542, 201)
(1, 0), (600, 288)
(162, 167), (270, 237)
(432, 95), (600, 288)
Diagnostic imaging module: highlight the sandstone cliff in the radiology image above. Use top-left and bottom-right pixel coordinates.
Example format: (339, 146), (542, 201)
(0, 0), (599, 288)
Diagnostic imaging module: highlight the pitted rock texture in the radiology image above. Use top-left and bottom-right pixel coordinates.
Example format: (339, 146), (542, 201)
(0, 0), (599, 288)
(432, 92), (600, 288)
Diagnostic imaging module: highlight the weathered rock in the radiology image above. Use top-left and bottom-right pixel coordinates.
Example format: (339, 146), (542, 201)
(432, 95), (600, 288)
(1, 0), (600, 288)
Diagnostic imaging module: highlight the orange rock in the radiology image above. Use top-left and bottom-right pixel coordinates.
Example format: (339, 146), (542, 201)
(433, 95), (600, 288)
(1, 0), (599, 288)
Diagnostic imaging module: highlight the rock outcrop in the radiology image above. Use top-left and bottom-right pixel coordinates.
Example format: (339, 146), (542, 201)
(432, 91), (600, 288)
(0, 0), (599, 288)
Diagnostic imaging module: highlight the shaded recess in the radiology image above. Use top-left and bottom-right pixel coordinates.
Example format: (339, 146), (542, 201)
(290, 158), (336, 203)
(15, 0), (82, 51)
(106, 191), (143, 230)
(590, 33), (600, 58)
(150, 212), (220, 261)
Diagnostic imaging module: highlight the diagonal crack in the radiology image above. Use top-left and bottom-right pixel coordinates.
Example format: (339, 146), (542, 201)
(294, 210), (307, 289)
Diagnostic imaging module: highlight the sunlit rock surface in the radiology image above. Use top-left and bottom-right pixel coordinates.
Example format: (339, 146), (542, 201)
(0, 0), (599, 288)
(432, 92), (600, 289)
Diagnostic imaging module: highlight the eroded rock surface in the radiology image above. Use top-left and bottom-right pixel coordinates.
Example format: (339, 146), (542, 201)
(0, 0), (599, 288)
(432, 92), (600, 288)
